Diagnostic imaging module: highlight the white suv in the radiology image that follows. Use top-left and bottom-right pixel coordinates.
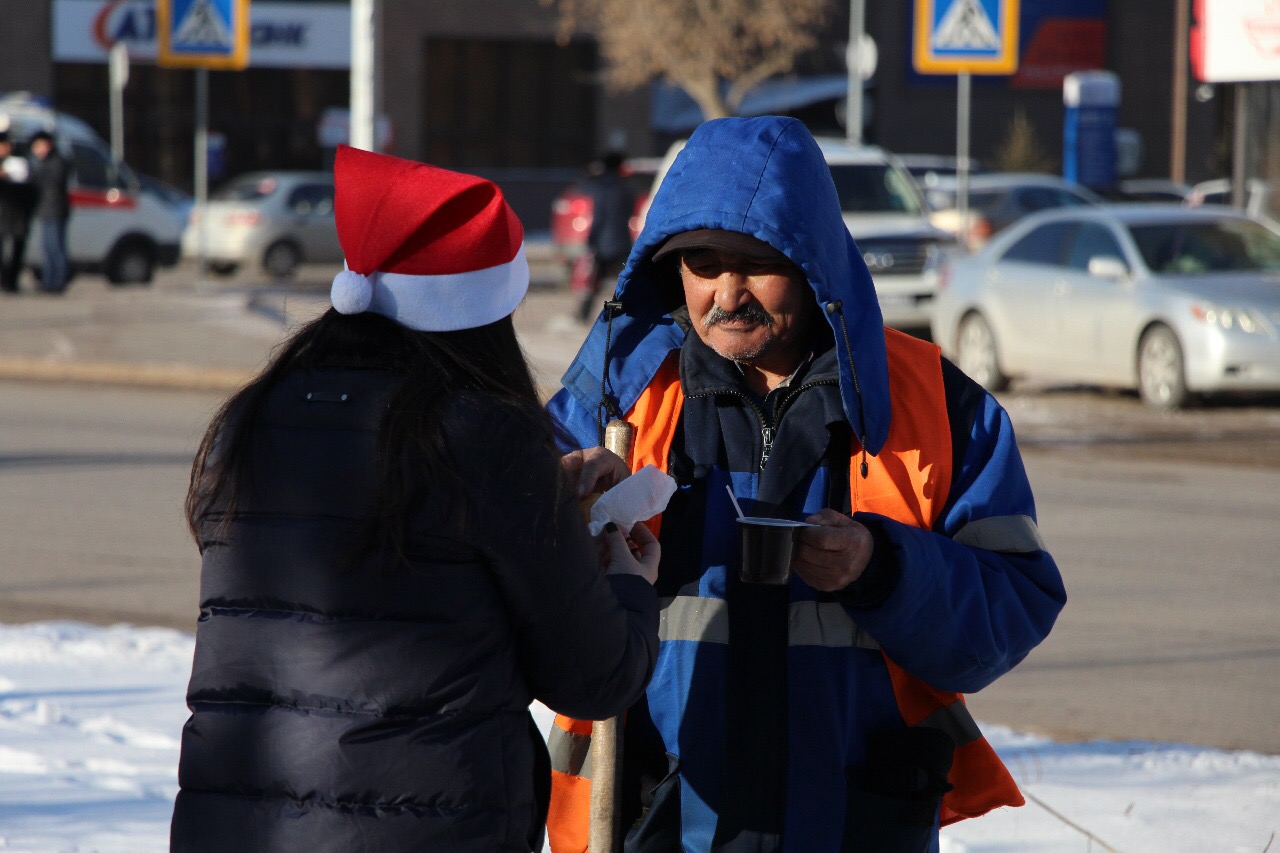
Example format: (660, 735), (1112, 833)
(641, 137), (957, 333)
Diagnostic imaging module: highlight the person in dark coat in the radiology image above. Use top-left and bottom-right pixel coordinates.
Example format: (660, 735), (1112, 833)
(171, 145), (661, 852)
(28, 130), (71, 294)
(0, 130), (35, 292)
(577, 150), (637, 324)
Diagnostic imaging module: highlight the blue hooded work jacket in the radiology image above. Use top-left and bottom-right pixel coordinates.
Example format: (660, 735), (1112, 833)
(547, 116), (1066, 852)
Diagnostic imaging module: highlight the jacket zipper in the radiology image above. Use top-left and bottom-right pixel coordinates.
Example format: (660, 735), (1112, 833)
(686, 378), (839, 472)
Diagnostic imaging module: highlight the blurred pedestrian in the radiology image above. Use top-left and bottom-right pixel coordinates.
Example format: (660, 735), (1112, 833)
(0, 130), (34, 293)
(577, 150), (636, 324)
(29, 130), (70, 294)
(171, 146), (660, 852)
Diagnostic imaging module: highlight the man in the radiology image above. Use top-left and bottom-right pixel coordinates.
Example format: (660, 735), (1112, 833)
(0, 130), (34, 292)
(545, 116), (1066, 851)
(29, 130), (71, 294)
(577, 150), (636, 324)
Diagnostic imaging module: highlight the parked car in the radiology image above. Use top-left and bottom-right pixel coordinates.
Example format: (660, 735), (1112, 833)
(894, 154), (985, 189)
(640, 138), (960, 333)
(0, 92), (183, 285)
(138, 173), (194, 230)
(182, 171), (340, 279)
(549, 157), (661, 270)
(1184, 178), (1272, 218)
(1102, 178), (1193, 204)
(926, 172), (1104, 249)
(931, 204), (1280, 409)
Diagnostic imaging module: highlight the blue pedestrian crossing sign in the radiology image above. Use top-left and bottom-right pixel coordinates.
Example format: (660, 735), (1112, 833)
(913, 0), (1019, 75)
(157, 0), (250, 70)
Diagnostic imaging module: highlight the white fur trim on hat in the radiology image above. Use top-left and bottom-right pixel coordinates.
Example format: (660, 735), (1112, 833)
(330, 244), (529, 332)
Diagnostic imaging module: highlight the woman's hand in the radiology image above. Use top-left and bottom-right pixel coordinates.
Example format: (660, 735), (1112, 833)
(561, 446), (631, 499)
(599, 521), (660, 586)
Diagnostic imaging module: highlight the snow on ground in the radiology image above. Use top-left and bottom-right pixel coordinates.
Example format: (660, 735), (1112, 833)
(0, 621), (1276, 852)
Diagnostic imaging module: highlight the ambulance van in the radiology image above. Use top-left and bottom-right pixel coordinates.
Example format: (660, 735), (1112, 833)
(0, 92), (184, 285)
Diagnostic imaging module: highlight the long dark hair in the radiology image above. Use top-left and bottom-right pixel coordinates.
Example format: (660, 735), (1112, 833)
(185, 307), (555, 562)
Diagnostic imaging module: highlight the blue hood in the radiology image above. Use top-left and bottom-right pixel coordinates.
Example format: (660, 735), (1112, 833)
(559, 116), (892, 455)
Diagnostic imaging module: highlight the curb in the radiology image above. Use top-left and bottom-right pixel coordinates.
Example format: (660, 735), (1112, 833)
(0, 356), (251, 392)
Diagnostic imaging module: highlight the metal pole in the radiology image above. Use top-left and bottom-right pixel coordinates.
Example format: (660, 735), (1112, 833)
(108, 43), (128, 163)
(195, 67), (209, 282)
(1232, 83), (1247, 209)
(1171, 0), (1189, 184)
(957, 71), (971, 246)
(350, 0), (377, 151)
(846, 0), (865, 146)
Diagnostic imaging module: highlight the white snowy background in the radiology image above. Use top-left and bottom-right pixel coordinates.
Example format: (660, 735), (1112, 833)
(0, 620), (1276, 852)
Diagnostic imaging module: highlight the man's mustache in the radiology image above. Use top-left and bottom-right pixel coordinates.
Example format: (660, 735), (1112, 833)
(703, 304), (774, 328)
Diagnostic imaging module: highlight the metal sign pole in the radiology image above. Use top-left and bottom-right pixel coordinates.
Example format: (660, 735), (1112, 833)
(1232, 83), (1247, 210)
(957, 71), (971, 246)
(846, 0), (866, 146)
(108, 43), (129, 163)
(196, 67), (209, 282)
(350, 0), (378, 151)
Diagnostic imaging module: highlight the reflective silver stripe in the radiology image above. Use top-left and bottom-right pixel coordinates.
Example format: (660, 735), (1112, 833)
(659, 596), (729, 643)
(659, 596), (880, 650)
(953, 514), (1046, 554)
(547, 724), (593, 780)
(915, 700), (983, 746)
(789, 601), (881, 650)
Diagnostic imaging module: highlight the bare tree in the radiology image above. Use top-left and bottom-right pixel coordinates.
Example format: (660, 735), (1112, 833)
(548, 0), (832, 121)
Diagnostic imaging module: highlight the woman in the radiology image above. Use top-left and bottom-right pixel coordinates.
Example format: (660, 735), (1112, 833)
(170, 146), (659, 852)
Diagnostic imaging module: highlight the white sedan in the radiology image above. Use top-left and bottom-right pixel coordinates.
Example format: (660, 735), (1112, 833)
(931, 204), (1280, 409)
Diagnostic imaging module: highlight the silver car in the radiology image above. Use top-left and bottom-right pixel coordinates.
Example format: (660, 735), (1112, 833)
(182, 171), (342, 279)
(931, 205), (1280, 409)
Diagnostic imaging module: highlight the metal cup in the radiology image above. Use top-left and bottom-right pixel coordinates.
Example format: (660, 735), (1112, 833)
(737, 517), (807, 585)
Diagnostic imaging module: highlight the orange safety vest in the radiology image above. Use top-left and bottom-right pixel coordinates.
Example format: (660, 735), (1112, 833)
(547, 329), (1023, 851)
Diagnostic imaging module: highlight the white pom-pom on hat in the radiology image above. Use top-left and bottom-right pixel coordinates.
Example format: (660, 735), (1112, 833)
(330, 267), (374, 315)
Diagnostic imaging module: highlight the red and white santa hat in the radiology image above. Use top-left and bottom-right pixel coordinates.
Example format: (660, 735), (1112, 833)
(329, 145), (528, 331)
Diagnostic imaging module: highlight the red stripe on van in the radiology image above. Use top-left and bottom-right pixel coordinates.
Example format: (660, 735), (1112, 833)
(70, 188), (138, 211)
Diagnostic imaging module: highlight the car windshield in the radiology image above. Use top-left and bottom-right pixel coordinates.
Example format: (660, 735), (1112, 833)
(1128, 219), (1280, 275)
(828, 164), (925, 215)
(212, 175), (280, 202)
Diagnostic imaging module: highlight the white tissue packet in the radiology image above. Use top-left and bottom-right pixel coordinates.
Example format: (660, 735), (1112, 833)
(587, 465), (678, 536)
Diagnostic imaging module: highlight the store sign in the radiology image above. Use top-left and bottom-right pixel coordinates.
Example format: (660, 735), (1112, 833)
(1192, 0), (1280, 82)
(53, 0), (351, 69)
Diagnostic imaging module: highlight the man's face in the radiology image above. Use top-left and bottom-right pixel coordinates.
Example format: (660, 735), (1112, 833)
(31, 139), (50, 159)
(679, 248), (815, 370)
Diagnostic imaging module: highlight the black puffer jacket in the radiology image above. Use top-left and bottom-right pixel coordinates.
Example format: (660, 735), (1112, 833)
(171, 368), (659, 852)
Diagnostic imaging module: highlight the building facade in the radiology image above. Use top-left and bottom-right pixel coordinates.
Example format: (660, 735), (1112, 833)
(0, 1), (1241, 230)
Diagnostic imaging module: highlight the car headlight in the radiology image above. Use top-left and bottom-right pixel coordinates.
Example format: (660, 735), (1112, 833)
(1192, 303), (1266, 335)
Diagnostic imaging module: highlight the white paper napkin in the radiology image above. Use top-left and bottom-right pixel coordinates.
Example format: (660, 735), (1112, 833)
(587, 465), (678, 536)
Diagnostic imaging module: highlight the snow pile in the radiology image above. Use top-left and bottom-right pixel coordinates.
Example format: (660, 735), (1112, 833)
(0, 621), (1276, 852)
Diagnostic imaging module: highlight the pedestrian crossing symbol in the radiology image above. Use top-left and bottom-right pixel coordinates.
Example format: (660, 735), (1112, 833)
(157, 0), (250, 70)
(913, 0), (1019, 75)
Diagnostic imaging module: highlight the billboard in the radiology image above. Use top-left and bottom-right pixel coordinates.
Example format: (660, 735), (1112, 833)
(1192, 0), (1280, 82)
(53, 0), (351, 69)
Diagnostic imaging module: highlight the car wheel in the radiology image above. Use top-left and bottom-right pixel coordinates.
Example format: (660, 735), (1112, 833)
(1138, 324), (1190, 410)
(263, 241), (301, 279)
(106, 240), (155, 285)
(957, 313), (1009, 392)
